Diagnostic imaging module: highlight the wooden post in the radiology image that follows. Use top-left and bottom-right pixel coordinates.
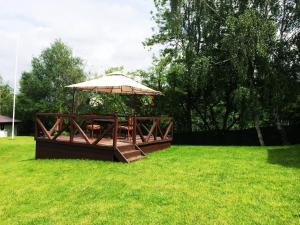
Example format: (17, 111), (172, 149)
(71, 88), (76, 113)
(36, 118), (52, 140)
(58, 115), (63, 131)
(171, 118), (174, 139)
(133, 115), (136, 145)
(154, 118), (158, 141)
(70, 116), (74, 143)
(113, 114), (118, 149)
(34, 115), (38, 140)
(163, 121), (173, 140)
(91, 119), (94, 138)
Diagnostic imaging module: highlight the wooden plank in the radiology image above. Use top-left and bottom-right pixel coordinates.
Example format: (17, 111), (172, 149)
(93, 124), (114, 145)
(163, 122), (173, 140)
(132, 116), (136, 145)
(113, 115), (118, 149)
(139, 142), (171, 153)
(49, 117), (62, 136)
(154, 122), (157, 141)
(52, 122), (70, 141)
(36, 140), (114, 161)
(69, 120), (74, 143)
(134, 144), (146, 156)
(34, 119), (38, 140)
(157, 123), (164, 139)
(36, 118), (52, 140)
(140, 123), (150, 133)
(72, 119), (91, 144)
(136, 123), (146, 143)
(171, 120), (174, 138)
(114, 147), (129, 163)
(146, 120), (157, 142)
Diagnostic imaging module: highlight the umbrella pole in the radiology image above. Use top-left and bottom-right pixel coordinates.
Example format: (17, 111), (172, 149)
(71, 88), (76, 114)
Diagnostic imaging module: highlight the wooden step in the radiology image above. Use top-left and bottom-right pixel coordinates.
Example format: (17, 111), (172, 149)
(127, 154), (144, 162)
(116, 145), (145, 162)
(118, 145), (135, 152)
(123, 149), (142, 158)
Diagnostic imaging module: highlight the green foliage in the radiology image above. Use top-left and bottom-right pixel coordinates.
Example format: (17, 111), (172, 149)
(145, 0), (300, 134)
(0, 84), (13, 116)
(105, 66), (124, 74)
(191, 56), (211, 90)
(0, 87), (13, 116)
(9, 0), (299, 137)
(0, 137), (300, 224)
(0, 76), (13, 116)
(17, 40), (86, 133)
(223, 10), (276, 78)
(81, 92), (134, 115)
(222, 9), (277, 128)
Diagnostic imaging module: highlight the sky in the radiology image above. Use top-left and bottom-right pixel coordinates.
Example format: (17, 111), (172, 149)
(0, 0), (158, 88)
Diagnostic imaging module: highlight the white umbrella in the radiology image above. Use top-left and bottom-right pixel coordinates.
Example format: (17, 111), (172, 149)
(67, 72), (162, 95)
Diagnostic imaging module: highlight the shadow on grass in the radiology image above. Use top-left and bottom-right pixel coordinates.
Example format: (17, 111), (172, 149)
(268, 145), (300, 168)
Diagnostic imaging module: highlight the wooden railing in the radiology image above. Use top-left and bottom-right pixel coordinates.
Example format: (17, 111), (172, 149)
(35, 113), (118, 147)
(35, 113), (173, 148)
(132, 116), (173, 145)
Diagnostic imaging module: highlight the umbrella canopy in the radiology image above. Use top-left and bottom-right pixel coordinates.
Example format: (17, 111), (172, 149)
(67, 72), (162, 95)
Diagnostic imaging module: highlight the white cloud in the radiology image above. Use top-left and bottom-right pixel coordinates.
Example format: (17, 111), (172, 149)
(0, 0), (158, 88)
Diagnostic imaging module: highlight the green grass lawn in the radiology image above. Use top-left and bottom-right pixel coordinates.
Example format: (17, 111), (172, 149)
(0, 137), (299, 225)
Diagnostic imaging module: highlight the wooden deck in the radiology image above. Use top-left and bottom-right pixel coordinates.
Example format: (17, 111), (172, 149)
(35, 113), (173, 163)
(52, 135), (165, 146)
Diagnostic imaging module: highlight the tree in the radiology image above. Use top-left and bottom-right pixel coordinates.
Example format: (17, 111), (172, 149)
(222, 10), (276, 145)
(269, 0), (300, 144)
(0, 75), (13, 116)
(146, 0), (251, 132)
(105, 66), (124, 74)
(17, 40), (86, 134)
(145, 0), (299, 145)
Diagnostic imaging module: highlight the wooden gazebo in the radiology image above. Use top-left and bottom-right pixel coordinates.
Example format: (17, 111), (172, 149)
(35, 73), (173, 163)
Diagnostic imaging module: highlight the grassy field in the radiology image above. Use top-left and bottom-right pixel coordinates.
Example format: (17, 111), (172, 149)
(0, 137), (299, 225)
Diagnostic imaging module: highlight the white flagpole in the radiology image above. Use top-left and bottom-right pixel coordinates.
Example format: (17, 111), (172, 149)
(12, 35), (20, 139)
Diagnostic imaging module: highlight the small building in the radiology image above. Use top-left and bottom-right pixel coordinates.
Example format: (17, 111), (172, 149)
(0, 115), (21, 138)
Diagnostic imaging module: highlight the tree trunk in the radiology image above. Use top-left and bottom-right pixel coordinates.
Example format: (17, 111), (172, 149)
(254, 117), (265, 146)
